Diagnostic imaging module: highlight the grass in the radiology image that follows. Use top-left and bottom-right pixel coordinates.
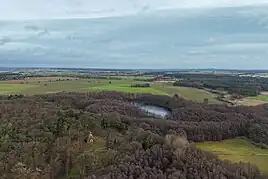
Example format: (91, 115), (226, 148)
(250, 95), (268, 102)
(109, 75), (154, 80)
(236, 92), (268, 106)
(196, 138), (268, 174)
(89, 84), (167, 95)
(240, 74), (268, 78)
(0, 79), (114, 95)
(0, 77), (221, 103)
(154, 84), (221, 104)
(0, 84), (37, 94)
(235, 98), (268, 106)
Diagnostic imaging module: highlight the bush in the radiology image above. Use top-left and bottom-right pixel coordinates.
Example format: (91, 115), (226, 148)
(131, 83), (151, 88)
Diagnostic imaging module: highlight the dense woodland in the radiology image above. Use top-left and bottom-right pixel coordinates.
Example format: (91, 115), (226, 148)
(0, 73), (25, 81)
(0, 72), (152, 82)
(131, 83), (151, 88)
(168, 73), (268, 96)
(1, 92), (268, 179)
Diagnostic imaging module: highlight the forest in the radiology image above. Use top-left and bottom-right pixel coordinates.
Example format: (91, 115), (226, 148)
(168, 73), (268, 96)
(131, 83), (151, 88)
(0, 72), (150, 82)
(0, 73), (25, 81)
(1, 92), (268, 179)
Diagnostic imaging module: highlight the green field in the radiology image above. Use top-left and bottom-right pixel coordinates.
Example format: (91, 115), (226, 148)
(109, 75), (154, 80)
(196, 138), (268, 174)
(240, 73), (268, 78)
(154, 84), (221, 103)
(89, 83), (167, 95)
(0, 77), (220, 103)
(250, 95), (268, 102)
(0, 79), (125, 95)
(0, 84), (37, 94)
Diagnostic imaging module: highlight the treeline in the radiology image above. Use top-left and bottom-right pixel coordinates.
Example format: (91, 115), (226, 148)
(0, 92), (268, 178)
(135, 94), (268, 143)
(0, 72), (154, 82)
(80, 76), (122, 80)
(131, 83), (151, 88)
(170, 73), (268, 96)
(0, 72), (25, 81)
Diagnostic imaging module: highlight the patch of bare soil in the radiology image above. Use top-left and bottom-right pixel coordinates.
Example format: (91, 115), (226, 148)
(261, 91), (268, 96)
(235, 98), (268, 106)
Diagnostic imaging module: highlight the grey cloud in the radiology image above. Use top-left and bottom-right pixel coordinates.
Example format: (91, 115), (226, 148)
(0, 0), (268, 20)
(37, 30), (50, 37)
(1, 5), (268, 69)
(25, 25), (39, 31)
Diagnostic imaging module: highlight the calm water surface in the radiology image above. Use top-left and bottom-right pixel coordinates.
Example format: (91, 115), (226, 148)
(136, 103), (171, 118)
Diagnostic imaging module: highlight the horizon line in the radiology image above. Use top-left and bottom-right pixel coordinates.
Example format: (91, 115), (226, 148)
(0, 3), (267, 22)
(1, 66), (268, 71)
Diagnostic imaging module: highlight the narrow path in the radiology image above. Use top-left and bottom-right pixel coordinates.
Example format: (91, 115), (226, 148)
(213, 152), (268, 156)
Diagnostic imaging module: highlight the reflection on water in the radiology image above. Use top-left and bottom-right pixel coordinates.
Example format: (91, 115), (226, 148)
(135, 103), (171, 118)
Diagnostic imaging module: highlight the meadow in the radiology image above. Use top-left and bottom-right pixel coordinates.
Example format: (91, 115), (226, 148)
(240, 73), (268, 78)
(235, 98), (268, 106)
(89, 83), (166, 95)
(0, 77), (220, 103)
(250, 95), (268, 102)
(153, 84), (221, 104)
(233, 92), (268, 106)
(238, 93), (268, 106)
(0, 83), (37, 94)
(196, 138), (268, 174)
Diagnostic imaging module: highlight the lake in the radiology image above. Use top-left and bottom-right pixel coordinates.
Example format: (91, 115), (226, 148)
(135, 103), (171, 118)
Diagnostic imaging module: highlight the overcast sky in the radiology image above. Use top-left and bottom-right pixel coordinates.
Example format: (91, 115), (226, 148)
(1, 0), (268, 20)
(1, 1), (268, 69)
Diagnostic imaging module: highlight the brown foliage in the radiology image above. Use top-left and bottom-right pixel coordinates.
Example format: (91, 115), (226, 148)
(0, 92), (268, 179)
